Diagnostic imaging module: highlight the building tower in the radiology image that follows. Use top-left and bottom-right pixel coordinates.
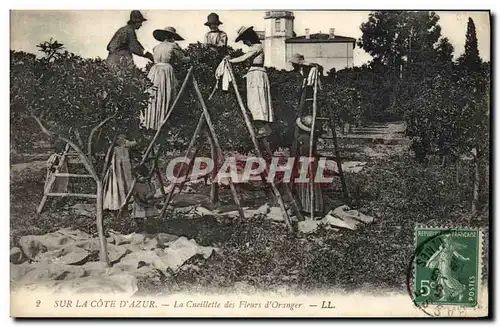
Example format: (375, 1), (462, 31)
(263, 11), (294, 70)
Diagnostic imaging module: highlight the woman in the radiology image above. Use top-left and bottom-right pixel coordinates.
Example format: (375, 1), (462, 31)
(425, 235), (470, 301)
(226, 26), (273, 140)
(106, 10), (154, 71)
(293, 115), (324, 216)
(103, 134), (137, 212)
(142, 26), (191, 131)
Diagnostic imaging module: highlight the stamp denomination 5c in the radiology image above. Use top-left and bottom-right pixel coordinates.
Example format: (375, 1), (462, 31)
(413, 228), (481, 307)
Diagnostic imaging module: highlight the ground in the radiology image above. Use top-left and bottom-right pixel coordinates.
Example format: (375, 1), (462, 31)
(10, 122), (489, 295)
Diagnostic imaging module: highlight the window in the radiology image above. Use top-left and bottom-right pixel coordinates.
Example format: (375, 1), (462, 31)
(275, 19), (281, 32)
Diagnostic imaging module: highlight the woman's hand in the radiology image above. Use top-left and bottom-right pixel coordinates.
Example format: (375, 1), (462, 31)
(144, 51), (154, 62)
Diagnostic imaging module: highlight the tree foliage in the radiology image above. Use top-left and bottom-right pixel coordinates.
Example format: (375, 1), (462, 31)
(11, 40), (151, 159)
(142, 43), (361, 154)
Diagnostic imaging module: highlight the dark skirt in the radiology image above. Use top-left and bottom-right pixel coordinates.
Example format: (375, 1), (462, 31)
(293, 132), (324, 215)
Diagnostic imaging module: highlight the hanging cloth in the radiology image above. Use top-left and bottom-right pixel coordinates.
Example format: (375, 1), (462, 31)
(215, 59), (233, 91)
(302, 65), (323, 90)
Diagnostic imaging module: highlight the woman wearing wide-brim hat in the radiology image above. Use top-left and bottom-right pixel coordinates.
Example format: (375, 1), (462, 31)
(141, 27), (191, 131)
(289, 53), (311, 68)
(106, 10), (154, 70)
(204, 12), (228, 47)
(292, 115), (324, 216)
(226, 26), (273, 140)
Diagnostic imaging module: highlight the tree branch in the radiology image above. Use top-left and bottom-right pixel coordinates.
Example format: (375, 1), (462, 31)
(100, 132), (118, 180)
(74, 129), (84, 148)
(88, 113), (117, 159)
(31, 114), (98, 181)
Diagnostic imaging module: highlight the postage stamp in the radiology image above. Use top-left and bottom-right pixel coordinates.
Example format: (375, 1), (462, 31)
(412, 227), (482, 308)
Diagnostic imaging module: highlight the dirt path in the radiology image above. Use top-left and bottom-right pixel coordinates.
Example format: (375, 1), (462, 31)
(11, 160), (47, 175)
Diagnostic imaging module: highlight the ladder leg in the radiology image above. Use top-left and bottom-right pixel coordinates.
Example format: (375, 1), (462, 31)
(207, 131), (219, 205)
(158, 111), (206, 219)
(226, 63), (293, 231)
(37, 144), (70, 214)
(260, 139), (305, 222)
(192, 77), (245, 220)
(308, 79), (320, 220)
(117, 68), (194, 218)
(158, 145), (200, 219)
(36, 190), (51, 214)
(326, 107), (350, 203)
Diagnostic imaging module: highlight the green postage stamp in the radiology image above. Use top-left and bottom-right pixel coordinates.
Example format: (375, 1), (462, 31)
(413, 227), (482, 307)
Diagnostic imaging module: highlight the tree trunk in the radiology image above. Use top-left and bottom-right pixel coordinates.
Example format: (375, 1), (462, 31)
(96, 180), (110, 265)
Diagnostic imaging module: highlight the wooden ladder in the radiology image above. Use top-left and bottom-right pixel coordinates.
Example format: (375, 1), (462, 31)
(290, 72), (350, 206)
(36, 143), (96, 214)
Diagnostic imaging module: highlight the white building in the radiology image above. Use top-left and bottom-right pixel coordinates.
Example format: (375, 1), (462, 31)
(257, 11), (356, 74)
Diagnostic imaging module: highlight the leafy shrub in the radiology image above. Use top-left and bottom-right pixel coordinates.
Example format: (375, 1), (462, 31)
(11, 41), (151, 161)
(11, 41), (366, 158)
(142, 43), (363, 154)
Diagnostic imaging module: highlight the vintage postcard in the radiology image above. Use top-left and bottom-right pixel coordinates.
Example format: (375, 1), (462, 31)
(9, 9), (491, 318)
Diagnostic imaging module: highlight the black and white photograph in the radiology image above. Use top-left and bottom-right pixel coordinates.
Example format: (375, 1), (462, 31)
(9, 8), (491, 318)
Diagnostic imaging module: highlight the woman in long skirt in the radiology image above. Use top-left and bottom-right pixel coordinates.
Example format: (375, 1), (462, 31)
(142, 26), (190, 131)
(103, 134), (136, 211)
(293, 116), (324, 216)
(227, 26), (274, 141)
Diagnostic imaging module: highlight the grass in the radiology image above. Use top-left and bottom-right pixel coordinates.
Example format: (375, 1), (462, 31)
(10, 153), (489, 295)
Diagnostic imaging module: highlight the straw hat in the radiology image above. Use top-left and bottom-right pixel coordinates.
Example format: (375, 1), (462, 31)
(235, 26), (254, 42)
(289, 53), (310, 66)
(128, 10), (147, 24)
(296, 115), (314, 132)
(153, 26), (185, 42)
(205, 13), (223, 26)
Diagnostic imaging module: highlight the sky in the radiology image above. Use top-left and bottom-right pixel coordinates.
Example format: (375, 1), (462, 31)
(10, 10), (490, 69)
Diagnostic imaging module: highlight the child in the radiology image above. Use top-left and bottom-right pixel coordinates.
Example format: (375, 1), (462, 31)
(131, 164), (159, 230)
(203, 13), (228, 47)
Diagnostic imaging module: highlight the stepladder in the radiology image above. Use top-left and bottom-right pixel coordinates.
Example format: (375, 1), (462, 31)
(36, 143), (96, 214)
(116, 67), (246, 222)
(116, 63), (302, 232)
(290, 68), (350, 209)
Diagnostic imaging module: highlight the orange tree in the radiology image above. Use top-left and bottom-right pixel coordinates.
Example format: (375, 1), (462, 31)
(10, 40), (151, 264)
(152, 43), (357, 155)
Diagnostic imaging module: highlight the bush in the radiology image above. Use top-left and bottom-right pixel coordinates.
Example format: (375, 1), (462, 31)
(11, 41), (152, 160)
(346, 156), (484, 224)
(11, 41), (366, 158)
(144, 43), (363, 154)
(10, 51), (50, 152)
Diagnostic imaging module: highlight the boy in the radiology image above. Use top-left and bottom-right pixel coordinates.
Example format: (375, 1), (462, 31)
(203, 13), (228, 47)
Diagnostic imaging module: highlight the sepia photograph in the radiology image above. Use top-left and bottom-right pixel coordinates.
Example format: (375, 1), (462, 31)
(9, 8), (491, 318)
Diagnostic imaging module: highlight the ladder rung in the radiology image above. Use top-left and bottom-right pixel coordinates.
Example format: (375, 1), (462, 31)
(46, 193), (97, 199)
(53, 173), (93, 178)
(67, 152), (105, 158)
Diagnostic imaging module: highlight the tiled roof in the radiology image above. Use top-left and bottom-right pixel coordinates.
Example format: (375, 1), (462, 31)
(285, 33), (356, 44)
